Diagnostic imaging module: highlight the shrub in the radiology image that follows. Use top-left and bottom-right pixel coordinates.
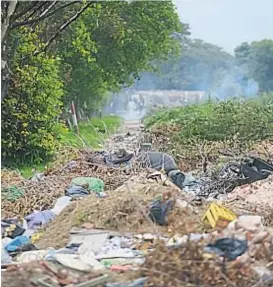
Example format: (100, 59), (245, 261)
(145, 96), (273, 143)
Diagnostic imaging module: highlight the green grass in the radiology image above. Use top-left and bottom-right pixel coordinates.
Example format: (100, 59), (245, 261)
(17, 115), (121, 178)
(59, 116), (121, 148)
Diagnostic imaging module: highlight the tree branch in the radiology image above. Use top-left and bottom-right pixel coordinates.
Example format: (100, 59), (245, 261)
(21, 2), (49, 23)
(12, 1), (40, 21)
(11, 1), (81, 30)
(34, 2), (93, 56)
(39, 1), (57, 18)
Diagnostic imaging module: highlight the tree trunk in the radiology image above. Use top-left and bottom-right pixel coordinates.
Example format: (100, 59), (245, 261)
(1, 1), (18, 101)
(1, 1), (18, 43)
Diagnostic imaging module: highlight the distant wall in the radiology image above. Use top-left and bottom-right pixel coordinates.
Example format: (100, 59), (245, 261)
(134, 90), (206, 107)
(103, 90), (207, 119)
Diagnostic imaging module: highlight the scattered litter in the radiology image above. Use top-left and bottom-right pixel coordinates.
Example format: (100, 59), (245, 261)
(2, 127), (273, 287)
(1, 243), (12, 264)
(16, 249), (48, 263)
(65, 185), (89, 198)
(25, 210), (55, 229)
(51, 196), (71, 215)
(31, 232), (44, 244)
(202, 202), (237, 229)
(2, 219), (25, 238)
(166, 233), (208, 247)
(69, 228), (110, 254)
(204, 238), (248, 261)
(52, 253), (93, 272)
(149, 198), (175, 225)
(5, 236), (29, 252)
(30, 173), (45, 182)
(233, 215), (263, 232)
(106, 277), (148, 287)
(2, 185), (24, 202)
(70, 177), (104, 194)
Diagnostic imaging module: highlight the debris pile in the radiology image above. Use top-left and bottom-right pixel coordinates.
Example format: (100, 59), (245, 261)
(2, 123), (273, 287)
(143, 215), (273, 287)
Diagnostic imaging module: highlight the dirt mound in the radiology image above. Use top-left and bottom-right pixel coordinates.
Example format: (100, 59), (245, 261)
(227, 175), (273, 207)
(36, 178), (201, 249)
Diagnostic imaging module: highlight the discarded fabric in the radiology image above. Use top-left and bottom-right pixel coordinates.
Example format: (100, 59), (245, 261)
(104, 150), (133, 165)
(204, 238), (248, 261)
(25, 210), (55, 230)
(65, 185), (89, 198)
(149, 199), (174, 225)
(167, 170), (185, 189)
(70, 177), (104, 194)
(137, 152), (178, 174)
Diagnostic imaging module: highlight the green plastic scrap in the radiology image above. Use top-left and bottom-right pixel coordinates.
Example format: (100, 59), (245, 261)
(2, 185), (24, 202)
(70, 177), (104, 194)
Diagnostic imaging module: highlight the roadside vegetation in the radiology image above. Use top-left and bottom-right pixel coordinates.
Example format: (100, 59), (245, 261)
(144, 94), (273, 170)
(6, 115), (121, 178)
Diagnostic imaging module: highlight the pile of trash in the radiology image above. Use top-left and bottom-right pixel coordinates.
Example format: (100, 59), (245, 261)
(2, 127), (273, 287)
(143, 215), (273, 287)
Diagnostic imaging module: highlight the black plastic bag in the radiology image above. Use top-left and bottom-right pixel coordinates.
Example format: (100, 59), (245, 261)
(149, 199), (174, 225)
(65, 185), (89, 198)
(205, 238), (248, 261)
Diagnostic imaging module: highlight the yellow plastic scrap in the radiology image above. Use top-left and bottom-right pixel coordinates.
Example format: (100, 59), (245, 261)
(202, 203), (237, 229)
(31, 232), (43, 244)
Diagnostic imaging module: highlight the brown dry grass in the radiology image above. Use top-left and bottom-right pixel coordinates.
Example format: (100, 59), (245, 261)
(36, 179), (202, 249)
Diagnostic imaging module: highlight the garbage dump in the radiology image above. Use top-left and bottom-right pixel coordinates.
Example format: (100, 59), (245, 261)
(2, 123), (273, 287)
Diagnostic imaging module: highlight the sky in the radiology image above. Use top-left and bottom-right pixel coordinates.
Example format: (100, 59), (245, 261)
(174, 0), (273, 54)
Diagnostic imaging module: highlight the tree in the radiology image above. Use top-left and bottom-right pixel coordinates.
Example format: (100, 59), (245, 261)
(235, 39), (273, 92)
(133, 39), (235, 94)
(59, 1), (183, 115)
(1, 1), (93, 101)
(1, 27), (64, 164)
(1, 1), (182, 164)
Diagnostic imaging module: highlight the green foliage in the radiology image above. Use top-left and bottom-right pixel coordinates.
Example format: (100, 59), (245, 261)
(235, 40), (273, 92)
(1, 28), (64, 165)
(59, 1), (182, 113)
(145, 96), (273, 143)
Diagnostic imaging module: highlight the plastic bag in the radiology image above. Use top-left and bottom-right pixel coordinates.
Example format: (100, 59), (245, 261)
(204, 238), (248, 261)
(65, 186), (89, 198)
(25, 210), (55, 230)
(1, 243), (12, 263)
(149, 199), (174, 225)
(51, 196), (71, 215)
(5, 235), (29, 252)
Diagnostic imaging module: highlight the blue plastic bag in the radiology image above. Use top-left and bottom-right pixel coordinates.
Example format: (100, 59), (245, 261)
(5, 236), (29, 252)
